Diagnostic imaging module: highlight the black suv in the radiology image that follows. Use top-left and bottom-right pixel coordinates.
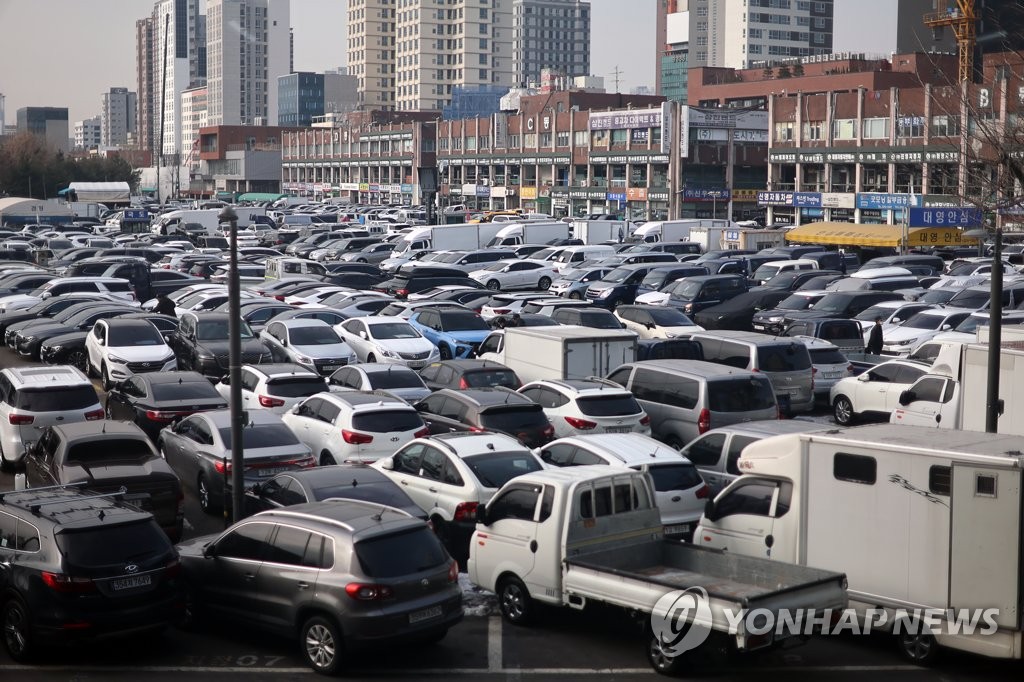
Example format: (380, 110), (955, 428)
(168, 311), (272, 379)
(373, 267), (473, 299)
(414, 388), (555, 448)
(781, 291), (903, 325)
(0, 486), (181, 661)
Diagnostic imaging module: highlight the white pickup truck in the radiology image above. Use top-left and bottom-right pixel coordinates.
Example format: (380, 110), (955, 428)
(468, 466), (848, 674)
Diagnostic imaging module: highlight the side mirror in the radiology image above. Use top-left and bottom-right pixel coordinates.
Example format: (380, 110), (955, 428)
(359, 330), (368, 339)
(220, 375), (230, 385)
(621, 322), (628, 329)
(475, 504), (489, 526)
(941, 324), (952, 331)
(379, 456), (395, 471)
(202, 543), (217, 559)
(249, 482), (262, 495)
(703, 498), (716, 522)
(898, 390), (916, 406)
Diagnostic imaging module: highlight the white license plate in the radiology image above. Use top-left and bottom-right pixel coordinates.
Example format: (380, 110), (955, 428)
(257, 467), (291, 477)
(604, 426), (633, 434)
(664, 524), (692, 536)
(408, 361), (426, 368)
(409, 605), (443, 624)
(112, 574), (152, 591)
(321, 365), (341, 371)
(752, 324), (766, 331)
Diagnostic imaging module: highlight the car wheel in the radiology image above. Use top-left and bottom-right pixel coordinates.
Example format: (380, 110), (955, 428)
(300, 615), (344, 675)
(538, 276), (552, 290)
(487, 279), (501, 291)
(569, 291), (582, 300)
(101, 363), (113, 391)
(367, 353), (377, 363)
(438, 344), (453, 360)
(320, 451), (337, 466)
(498, 576), (533, 625)
(67, 350), (87, 372)
(897, 627), (939, 664)
(646, 628), (687, 677)
(197, 473), (220, 515)
(2, 598), (32, 662)
(833, 396), (855, 426)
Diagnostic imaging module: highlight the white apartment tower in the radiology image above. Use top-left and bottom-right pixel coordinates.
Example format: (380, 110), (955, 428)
(512, 0), (590, 87)
(347, 0), (397, 111)
(101, 87), (138, 148)
(74, 117), (102, 150)
(206, 0), (291, 126)
(152, 0), (205, 156)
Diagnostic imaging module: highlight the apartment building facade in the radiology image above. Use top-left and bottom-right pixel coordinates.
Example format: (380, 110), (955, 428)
(512, 0), (590, 87)
(101, 87), (138, 148)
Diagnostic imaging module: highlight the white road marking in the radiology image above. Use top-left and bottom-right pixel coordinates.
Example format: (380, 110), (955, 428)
(487, 616), (502, 672)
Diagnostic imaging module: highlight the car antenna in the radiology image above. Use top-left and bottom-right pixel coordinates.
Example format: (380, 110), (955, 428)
(351, 478), (359, 487)
(371, 505), (386, 521)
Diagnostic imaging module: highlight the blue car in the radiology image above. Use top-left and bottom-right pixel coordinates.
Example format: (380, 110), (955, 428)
(407, 307), (492, 359)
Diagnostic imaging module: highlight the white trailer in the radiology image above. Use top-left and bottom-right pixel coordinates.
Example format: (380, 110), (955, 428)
(571, 220), (629, 245)
(476, 326), (637, 383)
(696, 423), (1024, 661)
(391, 224), (502, 255)
(485, 221), (570, 247)
(151, 209), (224, 235)
(630, 219), (736, 244)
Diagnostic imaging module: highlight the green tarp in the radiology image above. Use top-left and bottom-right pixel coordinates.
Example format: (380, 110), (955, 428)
(236, 192), (287, 202)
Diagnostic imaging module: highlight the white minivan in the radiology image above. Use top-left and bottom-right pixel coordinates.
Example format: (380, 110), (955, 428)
(551, 245), (615, 273)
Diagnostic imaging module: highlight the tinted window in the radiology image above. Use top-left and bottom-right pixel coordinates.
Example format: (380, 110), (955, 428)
(684, 434), (725, 466)
(151, 381), (222, 401)
(463, 370), (520, 389)
(266, 377), (329, 397)
(366, 370), (425, 389)
(351, 410), (424, 433)
(576, 394), (643, 417)
(928, 465), (951, 496)
(726, 436), (758, 475)
(479, 405), (549, 433)
(66, 438), (152, 463)
(57, 520), (172, 567)
(16, 386), (97, 411)
(757, 344), (811, 372)
(314, 481), (416, 509)
(834, 453), (877, 484)
(707, 377), (776, 412)
(218, 424), (300, 448)
(809, 347), (847, 365)
(355, 527), (447, 578)
(109, 325), (164, 346)
(630, 368), (699, 409)
(464, 451), (543, 488)
(488, 485), (540, 522)
(911, 377), (947, 403)
(646, 463), (702, 492)
(265, 526), (315, 566)
(714, 481), (777, 518)
(439, 311), (489, 331)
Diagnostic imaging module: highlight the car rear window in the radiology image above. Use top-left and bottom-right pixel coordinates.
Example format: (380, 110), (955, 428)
(810, 348), (847, 364)
(645, 463), (703, 492)
(463, 451), (543, 488)
(576, 394), (642, 417)
(16, 386), (97, 411)
(218, 424), (300, 449)
(66, 438), (153, 462)
(57, 520), (172, 568)
(355, 526), (447, 578)
(708, 377), (777, 412)
(757, 345), (811, 372)
(151, 381), (222, 401)
(351, 410), (424, 433)
(267, 377), (329, 397)
(479, 405), (549, 432)
(366, 370), (425, 389)
(463, 370), (520, 389)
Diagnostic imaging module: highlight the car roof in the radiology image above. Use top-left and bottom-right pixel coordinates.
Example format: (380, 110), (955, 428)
(140, 371), (210, 385)
(2, 365), (91, 387)
(255, 499), (420, 538)
(285, 464), (389, 487)
(323, 390), (412, 409)
(195, 409), (286, 428)
(429, 431), (529, 455)
(433, 359), (511, 371)
(272, 318), (332, 328)
(435, 387), (532, 406)
(248, 363), (321, 378)
(620, 359), (764, 379)
(559, 434), (683, 464)
(701, 419), (833, 439)
(50, 420), (147, 439)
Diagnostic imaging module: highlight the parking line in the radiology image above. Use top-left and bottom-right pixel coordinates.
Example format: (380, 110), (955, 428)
(487, 616), (502, 672)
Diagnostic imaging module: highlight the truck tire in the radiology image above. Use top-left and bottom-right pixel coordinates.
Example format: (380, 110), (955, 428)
(646, 629), (687, 677)
(498, 576), (533, 625)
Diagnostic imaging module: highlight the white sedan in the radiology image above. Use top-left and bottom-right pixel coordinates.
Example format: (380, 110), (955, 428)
(335, 316), (440, 368)
(469, 259), (557, 291)
(879, 308), (973, 356)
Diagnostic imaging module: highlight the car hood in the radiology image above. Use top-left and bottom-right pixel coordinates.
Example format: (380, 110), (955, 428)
(374, 386), (431, 403)
(198, 338), (266, 354)
(635, 291), (670, 305)
(374, 337), (435, 354)
(447, 329), (491, 344)
(18, 322), (72, 338)
(175, 533), (220, 559)
(292, 341), (355, 358)
(882, 326), (933, 343)
(108, 344), (174, 361)
(0, 294), (42, 311)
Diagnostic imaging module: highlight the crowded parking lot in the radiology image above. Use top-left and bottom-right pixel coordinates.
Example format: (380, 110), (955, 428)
(1, 206), (1024, 679)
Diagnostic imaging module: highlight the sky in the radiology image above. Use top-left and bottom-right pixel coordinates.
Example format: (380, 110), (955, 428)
(0, 0), (887, 127)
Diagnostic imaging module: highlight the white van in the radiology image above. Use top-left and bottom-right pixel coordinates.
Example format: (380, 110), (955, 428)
(551, 244), (615, 273)
(750, 258), (818, 285)
(264, 256), (328, 281)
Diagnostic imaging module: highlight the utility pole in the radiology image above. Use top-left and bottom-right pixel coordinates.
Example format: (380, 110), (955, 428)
(610, 65), (624, 93)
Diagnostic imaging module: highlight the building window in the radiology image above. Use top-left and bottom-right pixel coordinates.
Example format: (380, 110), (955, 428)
(801, 120), (823, 140)
(931, 115), (960, 137)
(774, 122), (795, 142)
(832, 118), (856, 140)
(897, 116), (924, 138)
(862, 117), (890, 139)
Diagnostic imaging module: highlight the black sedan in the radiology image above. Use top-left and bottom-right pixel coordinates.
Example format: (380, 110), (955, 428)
(5, 299), (109, 346)
(692, 289), (791, 332)
(104, 371), (228, 441)
(0, 294), (107, 335)
(39, 331), (89, 370)
(13, 305), (130, 360)
(243, 465), (426, 519)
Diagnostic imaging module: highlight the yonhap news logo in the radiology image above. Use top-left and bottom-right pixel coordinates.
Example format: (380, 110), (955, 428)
(650, 587), (714, 656)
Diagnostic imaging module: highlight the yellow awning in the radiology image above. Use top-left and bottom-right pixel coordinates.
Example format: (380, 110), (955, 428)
(785, 222), (978, 248)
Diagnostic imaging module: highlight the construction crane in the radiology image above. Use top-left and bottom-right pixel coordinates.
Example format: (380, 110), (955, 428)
(923, 0), (977, 84)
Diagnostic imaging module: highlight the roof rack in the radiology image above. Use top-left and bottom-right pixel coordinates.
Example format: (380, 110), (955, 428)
(0, 481), (87, 505)
(0, 484), (127, 516)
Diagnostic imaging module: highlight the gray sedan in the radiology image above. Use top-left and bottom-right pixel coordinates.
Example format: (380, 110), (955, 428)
(157, 409), (315, 514)
(337, 242), (396, 265)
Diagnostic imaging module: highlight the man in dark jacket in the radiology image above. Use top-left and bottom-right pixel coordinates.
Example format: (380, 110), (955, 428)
(154, 293), (177, 318)
(867, 317), (884, 355)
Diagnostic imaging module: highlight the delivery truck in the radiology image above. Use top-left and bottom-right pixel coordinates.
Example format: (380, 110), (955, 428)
(485, 221), (570, 247)
(696, 424), (1024, 662)
(571, 220), (630, 244)
(476, 325), (638, 383)
(391, 224), (504, 256)
(629, 219), (736, 244)
(469, 467), (849, 675)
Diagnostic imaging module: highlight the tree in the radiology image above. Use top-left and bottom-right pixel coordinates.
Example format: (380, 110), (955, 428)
(778, 65), (792, 79)
(793, 62), (805, 77)
(0, 132), (140, 198)
(762, 66), (774, 79)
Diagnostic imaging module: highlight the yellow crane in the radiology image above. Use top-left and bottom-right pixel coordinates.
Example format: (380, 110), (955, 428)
(923, 0), (977, 84)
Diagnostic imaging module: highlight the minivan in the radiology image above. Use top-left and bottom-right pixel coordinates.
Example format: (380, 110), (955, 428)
(750, 259), (818, 285)
(824, 267), (919, 292)
(860, 253), (945, 274)
(605, 360), (779, 447)
(687, 330), (815, 413)
(656, 274), (749, 315)
(551, 245), (615, 272)
(634, 265), (711, 298)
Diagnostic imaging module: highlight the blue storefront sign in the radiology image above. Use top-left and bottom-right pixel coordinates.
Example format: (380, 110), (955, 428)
(793, 192), (822, 208)
(757, 191), (795, 206)
(908, 207), (983, 227)
(607, 192), (627, 202)
(475, 185), (491, 197)
(401, 183), (414, 193)
(856, 193), (923, 211)
(684, 187), (731, 201)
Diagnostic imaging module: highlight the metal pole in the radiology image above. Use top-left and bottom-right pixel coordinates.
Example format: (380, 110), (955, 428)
(219, 206), (245, 519)
(985, 225), (1003, 433)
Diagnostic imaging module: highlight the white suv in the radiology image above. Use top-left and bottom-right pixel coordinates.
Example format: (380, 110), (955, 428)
(536, 433), (709, 539)
(0, 366), (104, 470)
(215, 363), (329, 414)
(86, 318), (178, 390)
(518, 379), (650, 438)
(282, 391), (429, 465)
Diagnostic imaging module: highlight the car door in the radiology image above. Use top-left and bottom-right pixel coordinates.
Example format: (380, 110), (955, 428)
(891, 376), (955, 427)
(238, 368), (260, 409)
(286, 397), (325, 451)
(387, 442), (428, 509)
(201, 521), (274, 619)
(480, 482), (542, 580)
(86, 322), (106, 372)
(698, 478), (791, 559)
(680, 432), (727, 494)
(886, 364), (927, 413)
(257, 524), (327, 632)
(402, 444), (453, 517)
(312, 400), (343, 459)
(163, 417), (204, 484)
(854, 362), (903, 416)
(24, 428), (60, 488)
(340, 319), (369, 359)
(263, 322), (288, 362)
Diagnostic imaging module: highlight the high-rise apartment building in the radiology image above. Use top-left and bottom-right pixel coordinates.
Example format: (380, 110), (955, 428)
(278, 71), (359, 127)
(136, 17), (156, 151)
(511, 0), (590, 87)
(151, 0), (206, 157)
(74, 117), (102, 150)
(206, 0), (291, 126)
(347, 0), (396, 111)
(101, 87), (138, 148)
(180, 85), (208, 156)
(17, 107), (70, 153)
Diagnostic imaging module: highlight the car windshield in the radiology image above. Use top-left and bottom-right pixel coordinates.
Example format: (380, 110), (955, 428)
(355, 527), (447, 578)
(435, 252), (466, 264)
(948, 290), (989, 309)
(463, 369), (520, 388)
(645, 463), (702, 493)
(918, 289), (957, 304)
(576, 393), (642, 416)
(531, 248), (557, 261)
(778, 294), (818, 311)
(669, 280), (703, 298)
(645, 308), (692, 326)
(368, 322), (420, 340)
(579, 311), (624, 329)
(602, 267), (635, 284)
(810, 347), (848, 364)
(151, 381), (221, 401)
(955, 315), (984, 333)
(109, 325), (164, 346)
(351, 410), (424, 432)
(366, 368), (426, 389)
(197, 320), (254, 340)
(439, 311), (489, 331)
(901, 313), (945, 330)
(290, 326), (342, 345)
(218, 423), (300, 449)
(16, 386), (97, 411)
(854, 305), (896, 321)
(482, 261), (509, 272)
(464, 451), (543, 488)
(266, 377), (329, 397)
(946, 263), (977, 276)
(708, 377), (777, 412)
(811, 294), (854, 314)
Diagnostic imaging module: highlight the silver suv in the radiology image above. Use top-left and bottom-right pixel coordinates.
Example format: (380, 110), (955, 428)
(175, 499), (462, 675)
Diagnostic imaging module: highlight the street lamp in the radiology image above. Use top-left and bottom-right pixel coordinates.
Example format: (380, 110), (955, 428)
(965, 226), (1002, 433)
(218, 205), (245, 520)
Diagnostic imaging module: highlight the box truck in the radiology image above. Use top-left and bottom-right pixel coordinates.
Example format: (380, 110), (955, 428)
(571, 220), (630, 244)
(696, 424), (1024, 662)
(485, 221), (570, 247)
(476, 325), (638, 383)
(390, 224), (504, 256)
(629, 219), (736, 244)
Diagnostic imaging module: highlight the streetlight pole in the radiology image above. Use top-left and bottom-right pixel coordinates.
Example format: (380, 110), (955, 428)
(985, 225), (1003, 433)
(218, 206), (245, 520)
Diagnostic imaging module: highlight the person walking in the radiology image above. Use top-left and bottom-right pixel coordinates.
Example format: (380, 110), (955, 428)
(154, 293), (177, 318)
(867, 317), (884, 355)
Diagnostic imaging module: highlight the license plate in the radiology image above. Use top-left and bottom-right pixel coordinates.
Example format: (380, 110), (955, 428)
(112, 574), (152, 591)
(408, 361), (426, 368)
(257, 467), (291, 477)
(664, 524), (692, 536)
(604, 426), (633, 434)
(409, 605), (443, 624)
(752, 324), (766, 331)
(823, 372), (843, 378)
(321, 365), (340, 371)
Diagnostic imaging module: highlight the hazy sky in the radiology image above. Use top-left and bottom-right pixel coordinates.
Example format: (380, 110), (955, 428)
(0, 0), (887, 127)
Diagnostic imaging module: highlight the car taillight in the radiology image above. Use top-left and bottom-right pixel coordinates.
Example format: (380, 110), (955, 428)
(214, 459), (232, 474)
(8, 414), (33, 425)
(564, 416), (597, 430)
(639, 414), (651, 426)
(697, 408), (710, 434)
(274, 295), (285, 301)
(447, 559), (459, 583)
(414, 426), (430, 438)
(145, 410), (182, 422)
(345, 583), (394, 601)
(41, 572), (95, 594)
(468, 426), (486, 433)
(847, 364), (855, 374)
(459, 377), (469, 389)
(396, 288), (409, 297)
(258, 395), (286, 408)
(85, 409), (104, 421)
(453, 501), (478, 522)
(695, 484), (711, 500)
(342, 429), (374, 444)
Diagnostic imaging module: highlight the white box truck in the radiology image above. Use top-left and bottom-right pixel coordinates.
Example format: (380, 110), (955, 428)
(485, 221), (570, 246)
(151, 209), (224, 235)
(476, 326), (638, 383)
(629, 219), (736, 244)
(469, 467), (849, 675)
(696, 423), (1024, 662)
(571, 220), (629, 244)
(391, 224), (503, 256)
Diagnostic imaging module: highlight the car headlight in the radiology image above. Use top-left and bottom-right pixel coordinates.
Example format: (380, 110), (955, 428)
(381, 348), (401, 359)
(596, 289), (612, 298)
(297, 355), (314, 364)
(48, 345), (63, 353)
(895, 338), (917, 346)
(108, 354), (128, 364)
(768, 316), (782, 323)
(196, 352), (216, 361)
